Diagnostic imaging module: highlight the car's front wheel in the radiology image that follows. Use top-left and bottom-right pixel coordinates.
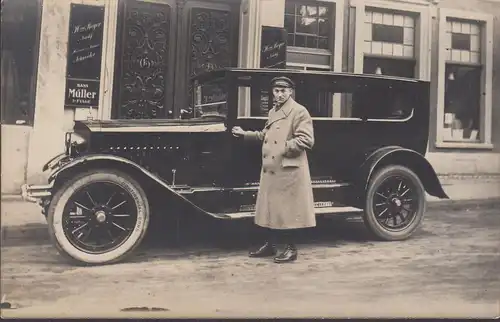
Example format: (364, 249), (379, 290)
(47, 169), (150, 265)
(363, 165), (426, 241)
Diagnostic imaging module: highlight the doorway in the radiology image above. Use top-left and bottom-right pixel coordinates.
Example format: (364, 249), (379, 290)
(111, 0), (240, 119)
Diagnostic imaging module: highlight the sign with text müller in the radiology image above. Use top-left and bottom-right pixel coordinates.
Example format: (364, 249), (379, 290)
(64, 4), (105, 108)
(257, 26), (287, 115)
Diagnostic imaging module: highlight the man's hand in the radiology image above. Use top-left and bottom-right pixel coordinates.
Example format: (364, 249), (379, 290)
(232, 126), (245, 137)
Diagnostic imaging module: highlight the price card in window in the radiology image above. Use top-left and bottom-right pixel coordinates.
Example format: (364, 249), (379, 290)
(444, 113), (454, 125)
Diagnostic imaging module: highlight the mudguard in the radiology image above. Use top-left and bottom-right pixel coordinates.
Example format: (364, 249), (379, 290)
(356, 146), (449, 201)
(47, 154), (232, 220)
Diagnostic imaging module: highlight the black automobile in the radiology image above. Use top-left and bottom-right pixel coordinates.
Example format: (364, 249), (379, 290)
(22, 68), (449, 265)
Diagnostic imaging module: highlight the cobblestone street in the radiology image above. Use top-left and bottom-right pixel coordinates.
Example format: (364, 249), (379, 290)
(1, 203), (499, 318)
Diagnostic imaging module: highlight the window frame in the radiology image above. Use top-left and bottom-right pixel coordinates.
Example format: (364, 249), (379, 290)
(435, 9), (493, 149)
(284, 0), (344, 73)
(284, 0), (334, 51)
(350, 0), (432, 81)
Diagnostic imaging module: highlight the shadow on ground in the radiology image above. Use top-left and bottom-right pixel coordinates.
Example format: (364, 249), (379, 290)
(126, 212), (380, 262)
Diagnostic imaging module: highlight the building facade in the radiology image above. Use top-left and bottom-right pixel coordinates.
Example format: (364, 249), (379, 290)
(1, 0), (499, 193)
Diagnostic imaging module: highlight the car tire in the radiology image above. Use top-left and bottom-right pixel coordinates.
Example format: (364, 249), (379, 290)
(47, 169), (150, 265)
(363, 165), (426, 241)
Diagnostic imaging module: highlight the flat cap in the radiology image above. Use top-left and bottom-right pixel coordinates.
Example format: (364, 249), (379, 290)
(270, 76), (295, 89)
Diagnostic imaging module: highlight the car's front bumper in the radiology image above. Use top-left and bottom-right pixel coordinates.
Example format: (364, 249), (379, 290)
(21, 181), (54, 203)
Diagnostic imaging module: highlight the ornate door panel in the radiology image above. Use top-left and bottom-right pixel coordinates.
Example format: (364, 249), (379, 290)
(112, 0), (177, 119)
(174, 0), (239, 118)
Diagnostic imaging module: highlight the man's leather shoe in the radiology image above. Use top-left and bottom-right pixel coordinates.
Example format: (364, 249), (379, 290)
(273, 244), (297, 263)
(249, 242), (277, 258)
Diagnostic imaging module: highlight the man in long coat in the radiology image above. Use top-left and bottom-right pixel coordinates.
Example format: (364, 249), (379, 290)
(232, 76), (316, 263)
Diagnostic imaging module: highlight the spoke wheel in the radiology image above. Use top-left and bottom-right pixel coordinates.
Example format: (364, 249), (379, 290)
(48, 169), (149, 265)
(62, 181), (138, 254)
(363, 165), (426, 241)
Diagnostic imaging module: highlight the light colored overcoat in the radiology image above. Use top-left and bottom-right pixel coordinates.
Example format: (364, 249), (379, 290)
(243, 97), (316, 229)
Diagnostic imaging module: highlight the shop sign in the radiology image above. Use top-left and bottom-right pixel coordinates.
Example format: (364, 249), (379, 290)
(260, 26), (287, 69)
(258, 26), (287, 115)
(64, 4), (105, 108)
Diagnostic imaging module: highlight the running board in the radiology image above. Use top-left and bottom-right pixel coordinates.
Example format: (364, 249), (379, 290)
(174, 181), (350, 195)
(216, 206), (363, 219)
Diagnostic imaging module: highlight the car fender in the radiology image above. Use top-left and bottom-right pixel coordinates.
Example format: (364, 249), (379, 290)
(356, 146), (449, 201)
(48, 154), (232, 220)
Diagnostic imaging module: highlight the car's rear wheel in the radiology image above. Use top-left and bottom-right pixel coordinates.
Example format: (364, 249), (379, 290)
(47, 169), (150, 265)
(363, 165), (426, 241)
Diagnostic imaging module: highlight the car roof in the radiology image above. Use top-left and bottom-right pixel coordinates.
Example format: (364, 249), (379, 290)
(191, 67), (430, 85)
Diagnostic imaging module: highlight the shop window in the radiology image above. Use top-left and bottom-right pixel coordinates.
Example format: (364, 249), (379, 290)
(442, 19), (482, 142)
(0, 0), (42, 126)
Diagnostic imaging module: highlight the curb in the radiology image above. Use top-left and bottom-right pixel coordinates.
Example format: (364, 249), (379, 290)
(426, 197), (500, 210)
(0, 223), (50, 247)
(1, 197), (499, 248)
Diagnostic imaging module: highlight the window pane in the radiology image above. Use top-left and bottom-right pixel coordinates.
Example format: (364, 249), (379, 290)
(451, 33), (471, 51)
(193, 78), (227, 118)
(295, 87), (332, 117)
(350, 84), (416, 120)
(306, 36), (317, 48)
(295, 34), (306, 47)
(443, 64), (482, 141)
(318, 37), (329, 50)
(1, 0), (41, 125)
(284, 14), (295, 34)
(363, 56), (416, 78)
(318, 17), (329, 37)
(285, 2), (295, 14)
(372, 24), (404, 43)
(284, 0), (333, 49)
(296, 16), (318, 35)
(318, 6), (328, 17)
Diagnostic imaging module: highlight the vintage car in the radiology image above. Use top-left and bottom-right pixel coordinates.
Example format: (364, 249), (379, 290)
(22, 68), (449, 265)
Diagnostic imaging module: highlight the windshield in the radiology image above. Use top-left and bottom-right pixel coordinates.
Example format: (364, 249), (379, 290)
(185, 77), (227, 119)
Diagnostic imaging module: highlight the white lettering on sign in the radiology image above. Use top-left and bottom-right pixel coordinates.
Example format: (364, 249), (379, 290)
(74, 52), (96, 63)
(69, 88), (97, 100)
(72, 44), (100, 55)
(73, 22), (102, 34)
(262, 42), (285, 53)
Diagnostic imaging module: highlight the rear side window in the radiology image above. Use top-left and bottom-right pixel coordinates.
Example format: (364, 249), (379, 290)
(350, 85), (415, 120)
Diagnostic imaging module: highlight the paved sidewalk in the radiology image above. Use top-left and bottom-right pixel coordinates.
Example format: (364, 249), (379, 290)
(2, 174), (500, 247)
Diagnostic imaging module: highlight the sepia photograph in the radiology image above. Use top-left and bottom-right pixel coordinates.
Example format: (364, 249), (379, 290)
(1, 0), (499, 318)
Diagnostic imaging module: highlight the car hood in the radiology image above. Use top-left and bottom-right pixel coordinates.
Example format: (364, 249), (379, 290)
(75, 117), (227, 133)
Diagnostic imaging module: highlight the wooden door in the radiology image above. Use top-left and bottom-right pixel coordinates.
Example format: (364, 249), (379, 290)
(174, 0), (239, 118)
(112, 0), (239, 120)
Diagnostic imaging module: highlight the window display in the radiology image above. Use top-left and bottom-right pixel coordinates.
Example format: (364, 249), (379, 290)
(442, 19), (482, 142)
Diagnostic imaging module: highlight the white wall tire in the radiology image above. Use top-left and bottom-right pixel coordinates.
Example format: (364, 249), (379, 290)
(363, 165), (426, 241)
(47, 169), (150, 265)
